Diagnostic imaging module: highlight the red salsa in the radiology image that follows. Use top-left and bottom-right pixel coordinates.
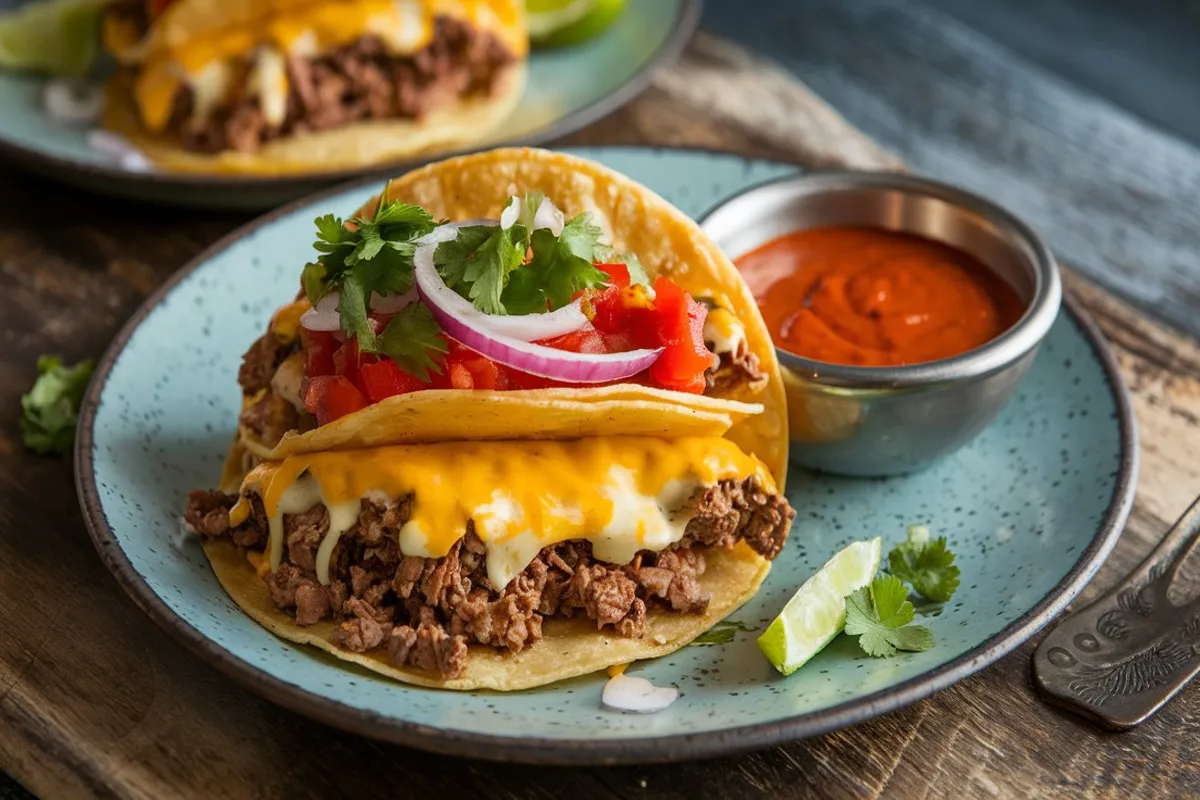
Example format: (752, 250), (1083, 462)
(735, 227), (1024, 367)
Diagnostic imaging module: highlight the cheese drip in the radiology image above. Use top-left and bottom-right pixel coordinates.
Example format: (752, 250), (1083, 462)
(230, 437), (774, 589)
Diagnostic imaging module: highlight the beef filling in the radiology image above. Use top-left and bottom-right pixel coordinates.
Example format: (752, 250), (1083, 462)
(160, 17), (515, 154)
(237, 331), (298, 395)
(186, 477), (794, 678)
(706, 346), (767, 394)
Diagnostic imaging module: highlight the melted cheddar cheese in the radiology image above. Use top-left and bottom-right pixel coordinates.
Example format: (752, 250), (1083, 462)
(230, 437), (773, 589)
(131, 0), (524, 132)
(269, 298), (311, 344)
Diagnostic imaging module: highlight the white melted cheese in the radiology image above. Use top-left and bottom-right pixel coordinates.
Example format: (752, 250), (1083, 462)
(704, 307), (748, 357)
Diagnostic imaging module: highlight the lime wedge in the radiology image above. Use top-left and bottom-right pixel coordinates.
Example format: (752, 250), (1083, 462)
(526, 0), (625, 48)
(0, 0), (105, 77)
(757, 537), (882, 676)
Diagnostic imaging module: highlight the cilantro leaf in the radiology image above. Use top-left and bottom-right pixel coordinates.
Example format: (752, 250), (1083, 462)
(313, 213), (355, 250)
(338, 270), (376, 351)
(434, 225), (496, 289)
(369, 200), (434, 231)
(301, 185), (440, 357)
(502, 214), (610, 313)
(845, 575), (934, 657)
(888, 525), (961, 603)
(376, 302), (448, 382)
(354, 243), (417, 296)
(20, 355), (94, 456)
(451, 225), (527, 315)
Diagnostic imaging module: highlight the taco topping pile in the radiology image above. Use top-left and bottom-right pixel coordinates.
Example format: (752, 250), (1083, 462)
(250, 188), (766, 430)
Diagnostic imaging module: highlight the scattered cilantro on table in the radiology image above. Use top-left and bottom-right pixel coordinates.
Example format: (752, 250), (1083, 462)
(845, 575), (935, 658)
(20, 355), (94, 455)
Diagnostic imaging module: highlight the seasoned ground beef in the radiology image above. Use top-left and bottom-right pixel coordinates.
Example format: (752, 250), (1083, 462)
(185, 477), (793, 679)
(238, 332), (298, 395)
(239, 390), (300, 445)
(706, 346), (767, 394)
(159, 17), (515, 154)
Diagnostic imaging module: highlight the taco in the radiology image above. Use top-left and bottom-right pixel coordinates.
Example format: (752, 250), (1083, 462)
(185, 148), (795, 689)
(100, 0), (527, 175)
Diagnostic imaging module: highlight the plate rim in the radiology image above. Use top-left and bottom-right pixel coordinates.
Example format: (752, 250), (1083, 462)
(74, 145), (1139, 765)
(0, 0), (700, 192)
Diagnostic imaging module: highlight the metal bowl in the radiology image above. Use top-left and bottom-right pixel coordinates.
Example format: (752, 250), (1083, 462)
(700, 171), (1062, 477)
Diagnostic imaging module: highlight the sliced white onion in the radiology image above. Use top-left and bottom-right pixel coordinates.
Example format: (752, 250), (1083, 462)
(370, 289), (416, 315)
(602, 674), (678, 714)
(415, 223), (590, 341)
(300, 292), (341, 332)
(499, 197), (520, 230)
(43, 78), (104, 125)
(415, 235), (662, 383)
(532, 196), (566, 236)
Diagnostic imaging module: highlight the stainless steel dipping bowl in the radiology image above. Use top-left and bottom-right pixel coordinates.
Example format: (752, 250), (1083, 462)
(700, 172), (1062, 477)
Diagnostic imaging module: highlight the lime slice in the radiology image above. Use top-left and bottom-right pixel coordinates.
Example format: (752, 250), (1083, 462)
(526, 0), (625, 48)
(0, 0), (104, 77)
(757, 537), (882, 676)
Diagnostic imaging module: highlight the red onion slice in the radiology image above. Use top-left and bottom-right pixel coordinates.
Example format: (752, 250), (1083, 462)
(300, 292), (341, 332)
(414, 223), (589, 342)
(602, 674), (679, 714)
(414, 234), (662, 383)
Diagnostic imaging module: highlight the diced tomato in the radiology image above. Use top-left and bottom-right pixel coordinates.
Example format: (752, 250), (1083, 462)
(304, 375), (367, 425)
(589, 286), (626, 334)
(595, 262), (630, 288)
(538, 328), (608, 354)
(442, 342), (508, 391)
(359, 359), (426, 403)
(304, 330), (337, 378)
(647, 277), (712, 394)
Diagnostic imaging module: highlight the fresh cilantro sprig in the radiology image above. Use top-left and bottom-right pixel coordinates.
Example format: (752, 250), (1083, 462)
(436, 193), (618, 316)
(298, 187), (648, 383)
(301, 182), (446, 377)
(376, 302), (448, 382)
(888, 524), (961, 603)
(845, 575), (935, 658)
(20, 355), (94, 455)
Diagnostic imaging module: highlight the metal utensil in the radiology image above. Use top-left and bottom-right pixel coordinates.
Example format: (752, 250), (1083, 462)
(1033, 495), (1200, 728)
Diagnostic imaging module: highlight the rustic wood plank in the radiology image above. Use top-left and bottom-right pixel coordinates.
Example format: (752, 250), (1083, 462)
(1, 30), (1198, 800)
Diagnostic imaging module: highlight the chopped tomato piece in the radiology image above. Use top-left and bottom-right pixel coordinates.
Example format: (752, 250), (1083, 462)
(538, 328), (608, 354)
(442, 342), (508, 390)
(304, 375), (367, 425)
(359, 359), (426, 403)
(304, 330), (337, 378)
(595, 262), (630, 288)
(648, 277), (712, 394)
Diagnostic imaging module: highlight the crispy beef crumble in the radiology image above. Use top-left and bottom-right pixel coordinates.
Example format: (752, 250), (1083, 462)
(186, 478), (794, 679)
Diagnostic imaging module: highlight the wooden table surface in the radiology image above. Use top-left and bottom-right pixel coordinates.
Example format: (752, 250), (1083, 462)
(3, 15), (1200, 800)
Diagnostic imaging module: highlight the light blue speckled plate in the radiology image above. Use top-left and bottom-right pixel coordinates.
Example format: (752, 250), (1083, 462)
(76, 147), (1136, 763)
(0, 1), (697, 209)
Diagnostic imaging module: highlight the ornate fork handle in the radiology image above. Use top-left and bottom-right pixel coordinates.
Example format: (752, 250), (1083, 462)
(1033, 494), (1200, 729)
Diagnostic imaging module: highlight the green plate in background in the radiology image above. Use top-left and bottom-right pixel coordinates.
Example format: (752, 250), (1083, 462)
(0, 0), (698, 209)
